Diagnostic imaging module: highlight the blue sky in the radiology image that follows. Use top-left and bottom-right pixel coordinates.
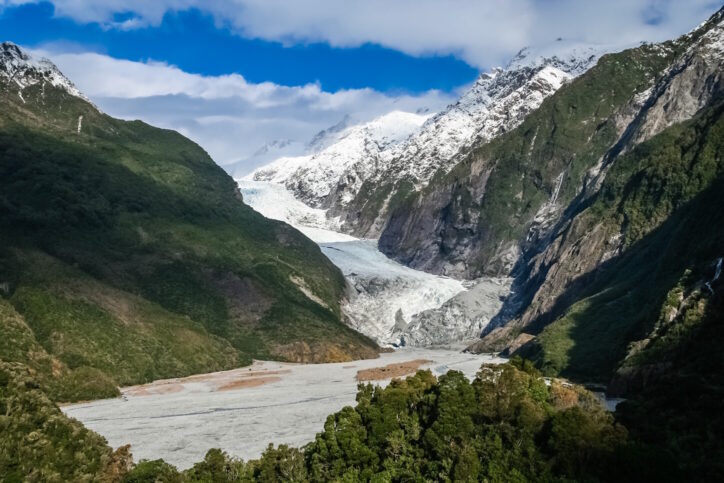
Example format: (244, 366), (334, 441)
(0, 2), (478, 93)
(2, 0), (720, 172)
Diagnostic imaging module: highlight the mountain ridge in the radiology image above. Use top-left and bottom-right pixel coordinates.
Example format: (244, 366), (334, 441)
(248, 40), (611, 238)
(374, 7), (724, 389)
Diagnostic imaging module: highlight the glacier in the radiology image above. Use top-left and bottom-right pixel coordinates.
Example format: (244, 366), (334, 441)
(238, 179), (509, 346)
(235, 40), (613, 344)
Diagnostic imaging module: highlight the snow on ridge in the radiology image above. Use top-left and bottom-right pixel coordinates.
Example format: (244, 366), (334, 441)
(692, 17), (724, 61)
(506, 39), (613, 76)
(246, 39), (610, 218)
(246, 110), (430, 204)
(361, 40), (607, 192)
(0, 41), (92, 104)
(305, 114), (354, 153)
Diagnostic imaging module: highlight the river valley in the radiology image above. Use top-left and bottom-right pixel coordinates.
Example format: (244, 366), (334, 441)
(63, 349), (505, 469)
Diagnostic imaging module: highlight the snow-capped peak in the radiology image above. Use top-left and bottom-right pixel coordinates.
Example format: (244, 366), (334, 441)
(247, 110), (431, 206)
(0, 41), (90, 103)
(306, 114), (354, 153)
(247, 40), (612, 236)
(358, 40), (608, 194)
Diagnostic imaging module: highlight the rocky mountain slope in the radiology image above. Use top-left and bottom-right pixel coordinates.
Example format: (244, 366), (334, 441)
(379, 8), (724, 388)
(337, 42), (609, 237)
(0, 42), (378, 402)
(381, 11), (723, 278)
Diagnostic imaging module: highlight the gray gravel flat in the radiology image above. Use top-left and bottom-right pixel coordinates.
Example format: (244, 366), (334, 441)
(63, 348), (505, 469)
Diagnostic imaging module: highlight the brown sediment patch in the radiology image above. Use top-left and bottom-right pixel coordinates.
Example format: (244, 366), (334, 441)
(178, 368), (290, 384)
(343, 365), (356, 369)
(236, 369), (291, 378)
(149, 384), (184, 395)
(178, 373), (215, 383)
(116, 366), (292, 397)
(356, 359), (432, 382)
(217, 376), (281, 391)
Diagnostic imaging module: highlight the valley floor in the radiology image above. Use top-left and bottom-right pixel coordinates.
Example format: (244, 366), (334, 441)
(62, 349), (505, 469)
(59, 180), (525, 469)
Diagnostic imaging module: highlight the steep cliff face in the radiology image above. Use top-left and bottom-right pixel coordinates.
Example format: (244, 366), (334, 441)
(473, 99), (723, 379)
(498, 19), (724, 334)
(379, 46), (672, 277)
(380, 11), (723, 284)
(457, 11), (724, 386)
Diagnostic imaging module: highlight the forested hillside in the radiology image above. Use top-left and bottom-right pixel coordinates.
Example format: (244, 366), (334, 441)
(0, 43), (378, 405)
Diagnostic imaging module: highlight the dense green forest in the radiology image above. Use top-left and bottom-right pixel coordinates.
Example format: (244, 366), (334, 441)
(3, 354), (721, 481)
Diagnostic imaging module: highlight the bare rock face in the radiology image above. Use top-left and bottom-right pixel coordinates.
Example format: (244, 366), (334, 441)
(465, 325), (520, 353)
(492, 17), (724, 339)
(630, 25), (724, 147)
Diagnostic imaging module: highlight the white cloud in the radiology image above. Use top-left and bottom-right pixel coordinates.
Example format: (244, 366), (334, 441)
(37, 48), (455, 173)
(19, 1), (722, 174)
(11, 0), (724, 68)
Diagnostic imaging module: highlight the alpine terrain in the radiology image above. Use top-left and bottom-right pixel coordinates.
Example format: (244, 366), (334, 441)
(249, 41), (609, 238)
(2, 4), (724, 482)
(242, 41), (613, 347)
(375, 7), (724, 479)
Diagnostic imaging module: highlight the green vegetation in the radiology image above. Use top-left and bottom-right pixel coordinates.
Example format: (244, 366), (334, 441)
(0, 361), (131, 482)
(120, 361), (642, 482)
(524, 98), (724, 381)
(4, 356), (715, 482)
(0, 73), (377, 403)
(616, 283), (724, 481)
(0, 297), (119, 402)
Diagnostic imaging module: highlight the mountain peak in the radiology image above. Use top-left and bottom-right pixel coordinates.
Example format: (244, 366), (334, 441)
(0, 41), (90, 103)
